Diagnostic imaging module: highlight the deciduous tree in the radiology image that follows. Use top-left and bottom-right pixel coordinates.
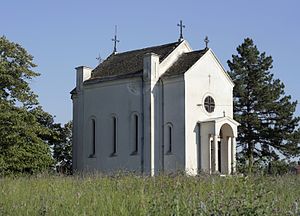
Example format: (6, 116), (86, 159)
(0, 36), (53, 174)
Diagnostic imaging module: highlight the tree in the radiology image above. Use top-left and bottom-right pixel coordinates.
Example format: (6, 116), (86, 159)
(0, 36), (53, 174)
(0, 36), (38, 107)
(53, 121), (72, 174)
(31, 106), (72, 174)
(227, 38), (300, 173)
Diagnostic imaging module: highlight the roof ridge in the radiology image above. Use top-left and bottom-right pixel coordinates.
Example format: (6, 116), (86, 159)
(91, 40), (185, 80)
(184, 49), (207, 54)
(113, 41), (181, 56)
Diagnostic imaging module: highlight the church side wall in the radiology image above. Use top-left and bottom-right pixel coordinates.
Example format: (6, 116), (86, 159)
(72, 92), (85, 171)
(72, 95), (78, 171)
(81, 77), (143, 173)
(184, 52), (233, 174)
(162, 77), (186, 173)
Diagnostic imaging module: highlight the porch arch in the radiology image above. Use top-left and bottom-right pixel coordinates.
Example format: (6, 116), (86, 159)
(218, 123), (234, 174)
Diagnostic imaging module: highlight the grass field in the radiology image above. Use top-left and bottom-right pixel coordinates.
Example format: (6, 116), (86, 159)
(0, 173), (299, 215)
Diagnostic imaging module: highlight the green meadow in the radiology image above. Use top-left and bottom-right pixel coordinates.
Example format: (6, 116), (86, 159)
(0, 174), (299, 215)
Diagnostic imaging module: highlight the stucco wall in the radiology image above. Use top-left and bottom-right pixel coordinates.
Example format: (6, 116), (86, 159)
(80, 77), (143, 173)
(184, 50), (234, 174)
(162, 77), (186, 172)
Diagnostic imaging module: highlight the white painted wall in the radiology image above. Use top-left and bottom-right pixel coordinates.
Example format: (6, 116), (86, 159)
(79, 77), (143, 173)
(162, 77), (186, 172)
(184, 50), (234, 174)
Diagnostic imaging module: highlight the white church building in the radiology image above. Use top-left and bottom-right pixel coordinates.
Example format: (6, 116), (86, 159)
(71, 36), (239, 176)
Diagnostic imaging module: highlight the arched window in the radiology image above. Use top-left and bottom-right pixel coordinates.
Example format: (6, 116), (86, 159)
(132, 114), (139, 154)
(111, 116), (117, 156)
(90, 118), (96, 157)
(166, 123), (173, 154)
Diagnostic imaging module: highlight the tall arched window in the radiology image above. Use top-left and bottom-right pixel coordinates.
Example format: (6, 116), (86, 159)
(111, 116), (117, 156)
(166, 123), (173, 154)
(132, 114), (139, 154)
(90, 118), (96, 157)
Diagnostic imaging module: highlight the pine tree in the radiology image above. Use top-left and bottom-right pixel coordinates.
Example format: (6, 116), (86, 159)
(0, 36), (53, 174)
(227, 38), (300, 173)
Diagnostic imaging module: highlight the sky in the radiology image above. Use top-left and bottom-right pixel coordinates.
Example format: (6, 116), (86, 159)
(1, 0), (300, 124)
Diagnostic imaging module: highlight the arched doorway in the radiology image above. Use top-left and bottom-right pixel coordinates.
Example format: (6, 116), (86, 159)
(217, 123), (234, 174)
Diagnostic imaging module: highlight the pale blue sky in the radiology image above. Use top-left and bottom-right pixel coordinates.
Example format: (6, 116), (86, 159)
(1, 0), (299, 123)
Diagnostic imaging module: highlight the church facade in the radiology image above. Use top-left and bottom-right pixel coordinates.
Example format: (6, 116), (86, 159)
(71, 39), (239, 176)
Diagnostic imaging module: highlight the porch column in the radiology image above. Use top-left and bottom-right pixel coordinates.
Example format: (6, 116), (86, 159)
(227, 136), (232, 174)
(213, 134), (218, 173)
(231, 137), (236, 173)
(208, 135), (212, 174)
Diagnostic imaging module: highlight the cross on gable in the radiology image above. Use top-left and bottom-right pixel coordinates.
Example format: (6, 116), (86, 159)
(112, 25), (120, 54)
(177, 20), (185, 41)
(204, 36), (209, 49)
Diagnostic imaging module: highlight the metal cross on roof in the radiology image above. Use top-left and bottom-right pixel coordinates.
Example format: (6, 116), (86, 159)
(112, 25), (120, 54)
(177, 20), (185, 41)
(204, 36), (209, 49)
(96, 53), (102, 64)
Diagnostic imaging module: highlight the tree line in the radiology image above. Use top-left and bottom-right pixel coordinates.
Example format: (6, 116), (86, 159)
(0, 36), (299, 175)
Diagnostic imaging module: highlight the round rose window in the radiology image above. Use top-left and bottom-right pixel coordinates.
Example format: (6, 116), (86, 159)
(204, 96), (215, 113)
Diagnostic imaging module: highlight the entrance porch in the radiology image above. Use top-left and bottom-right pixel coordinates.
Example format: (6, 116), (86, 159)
(199, 117), (239, 175)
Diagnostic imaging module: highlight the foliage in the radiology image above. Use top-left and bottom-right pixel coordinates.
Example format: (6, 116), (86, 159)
(237, 157), (298, 175)
(31, 107), (73, 174)
(0, 36), (53, 174)
(0, 174), (299, 215)
(227, 38), (300, 173)
(266, 159), (297, 175)
(0, 103), (53, 174)
(53, 121), (72, 174)
(0, 36), (39, 107)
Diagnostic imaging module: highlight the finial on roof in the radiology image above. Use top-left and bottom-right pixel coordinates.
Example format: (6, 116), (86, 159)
(177, 20), (185, 42)
(96, 53), (103, 64)
(112, 25), (120, 54)
(204, 36), (209, 49)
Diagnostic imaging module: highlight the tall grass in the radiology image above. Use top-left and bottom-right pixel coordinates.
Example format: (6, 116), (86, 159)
(0, 173), (299, 215)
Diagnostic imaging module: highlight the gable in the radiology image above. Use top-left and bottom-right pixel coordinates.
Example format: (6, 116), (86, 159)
(208, 49), (234, 87)
(183, 49), (235, 121)
(184, 49), (234, 87)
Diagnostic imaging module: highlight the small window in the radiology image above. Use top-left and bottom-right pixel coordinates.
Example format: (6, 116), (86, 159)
(204, 96), (215, 113)
(132, 114), (139, 154)
(90, 119), (96, 157)
(166, 124), (172, 153)
(111, 116), (117, 156)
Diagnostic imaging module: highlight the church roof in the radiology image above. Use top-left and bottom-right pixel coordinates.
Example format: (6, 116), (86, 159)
(90, 41), (181, 80)
(162, 49), (207, 78)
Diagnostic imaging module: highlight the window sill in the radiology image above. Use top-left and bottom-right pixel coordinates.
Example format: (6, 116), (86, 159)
(89, 154), (96, 158)
(110, 153), (117, 157)
(130, 151), (139, 156)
